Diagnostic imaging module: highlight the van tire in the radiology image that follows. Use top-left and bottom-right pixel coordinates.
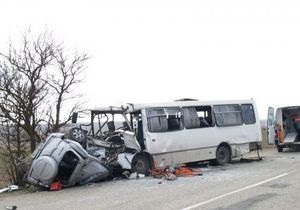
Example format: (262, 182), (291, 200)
(277, 146), (283, 152)
(215, 145), (231, 165)
(131, 154), (150, 175)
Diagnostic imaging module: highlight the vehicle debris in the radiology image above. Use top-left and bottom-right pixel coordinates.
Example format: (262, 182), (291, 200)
(5, 206), (17, 210)
(240, 149), (263, 163)
(129, 172), (145, 179)
(165, 173), (176, 181)
(22, 106), (148, 189)
(50, 181), (62, 191)
(0, 185), (19, 193)
(150, 166), (202, 180)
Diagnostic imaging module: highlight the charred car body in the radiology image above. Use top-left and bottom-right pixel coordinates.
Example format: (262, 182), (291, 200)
(25, 106), (148, 188)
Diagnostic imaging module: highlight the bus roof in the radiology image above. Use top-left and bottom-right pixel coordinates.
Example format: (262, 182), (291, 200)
(90, 99), (256, 113)
(90, 106), (127, 114)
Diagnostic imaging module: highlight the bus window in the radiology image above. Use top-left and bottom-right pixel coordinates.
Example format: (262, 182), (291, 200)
(147, 108), (168, 132)
(166, 108), (183, 131)
(182, 107), (200, 129)
(146, 107), (183, 132)
(182, 106), (213, 128)
(213, 104), (243, 126)
(195, 106), (213, 127)
(241, 104), (256, 124)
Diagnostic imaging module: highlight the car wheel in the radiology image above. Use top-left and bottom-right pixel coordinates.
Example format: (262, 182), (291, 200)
(215, 145), (231, 165)
(66, 127), (87, 145)
(277, 146), (283, 152)
(131, 154), (150, 175)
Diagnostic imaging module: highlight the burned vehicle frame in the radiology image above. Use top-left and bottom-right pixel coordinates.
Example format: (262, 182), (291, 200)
(75, 106), (153, 175)
(24, 106), (153, 188)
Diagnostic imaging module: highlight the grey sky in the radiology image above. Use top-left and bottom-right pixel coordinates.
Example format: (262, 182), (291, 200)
(1, 0), (300, 119)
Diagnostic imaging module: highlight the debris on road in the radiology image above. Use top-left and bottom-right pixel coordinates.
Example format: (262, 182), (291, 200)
(150, 166), (202, 181)
(129, 172), (145, 179)
(165, 173), (176, 181)
(0, 185), (19, 194)
(5, 206), (17, 210)
(50, 181), (62, 191)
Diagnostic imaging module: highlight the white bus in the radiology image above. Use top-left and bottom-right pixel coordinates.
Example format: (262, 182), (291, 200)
(79, 99), (262, 174)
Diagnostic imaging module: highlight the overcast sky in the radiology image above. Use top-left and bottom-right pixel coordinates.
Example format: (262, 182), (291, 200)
(1, 0), (300, 119)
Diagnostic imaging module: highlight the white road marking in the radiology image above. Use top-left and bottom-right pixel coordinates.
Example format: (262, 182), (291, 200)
(181, 173), (289, 210)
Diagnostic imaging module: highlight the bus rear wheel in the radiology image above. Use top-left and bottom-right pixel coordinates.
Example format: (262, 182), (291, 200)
(215, 145), (231, 165)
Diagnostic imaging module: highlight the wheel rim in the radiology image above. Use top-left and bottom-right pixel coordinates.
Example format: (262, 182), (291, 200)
(217, 147), (229, 164)
(132, 155), (150, 174)
(135, 159), (145, 172)
(73, 129), (84, 139)
(218, 150), (226, 161)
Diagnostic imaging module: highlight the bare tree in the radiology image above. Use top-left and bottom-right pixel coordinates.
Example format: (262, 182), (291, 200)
(46, 50), (88, 132)
(0, 119), (28, 185)
(0, 31), (55, 152)
(0, 30), (88, 152)
(0, 29), (88, 184)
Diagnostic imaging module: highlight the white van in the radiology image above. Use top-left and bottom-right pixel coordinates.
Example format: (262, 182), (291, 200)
(82, 99), (262, 174)
(267, 106), (300, 152)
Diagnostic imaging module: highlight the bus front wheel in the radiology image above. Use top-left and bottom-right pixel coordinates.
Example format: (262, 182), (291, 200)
(215, 145), (231, 165)
(131, 154), (151, 175)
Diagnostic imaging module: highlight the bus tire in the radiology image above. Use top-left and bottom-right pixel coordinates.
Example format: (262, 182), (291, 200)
(215, 145), (231, 165)
(277, 146), (283, 152)
(131, 154), (151, 175)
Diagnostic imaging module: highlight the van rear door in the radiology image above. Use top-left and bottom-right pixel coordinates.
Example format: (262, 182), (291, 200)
(267, 107), (275, 144)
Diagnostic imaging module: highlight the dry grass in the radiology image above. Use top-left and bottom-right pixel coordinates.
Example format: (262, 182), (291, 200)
(261, 128), (274, 149)
(0, 158), (11, 188)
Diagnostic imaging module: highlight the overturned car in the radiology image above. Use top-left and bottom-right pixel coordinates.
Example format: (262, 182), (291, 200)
(24, 106), (149, 188)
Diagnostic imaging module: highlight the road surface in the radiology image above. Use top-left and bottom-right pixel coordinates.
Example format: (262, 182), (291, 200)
(1, 148), (299, 210)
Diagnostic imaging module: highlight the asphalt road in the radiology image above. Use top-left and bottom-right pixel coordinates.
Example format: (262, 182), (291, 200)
(1, 147), (300, 210)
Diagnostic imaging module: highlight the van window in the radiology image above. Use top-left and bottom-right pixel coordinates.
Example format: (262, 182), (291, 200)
(146, 107), (183, 132)
(241, 104), (256, 124)
(213, 104), (243, 126)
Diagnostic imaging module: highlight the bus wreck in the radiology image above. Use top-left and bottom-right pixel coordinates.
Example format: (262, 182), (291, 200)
(25, 99), (262, 188)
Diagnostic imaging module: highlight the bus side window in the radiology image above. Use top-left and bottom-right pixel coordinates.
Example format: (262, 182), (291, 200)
(213, 104), (243, 126)
(182, 106), (213, 129)
(199, 117), (210, 127)
(241, 104), (256, 124)
(195, 106), (214, 127)
(182, 107), (200, 129)
(146, 108), (168, 132)
(146, 107), (183, 132)
(165, 108), (183, 131)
